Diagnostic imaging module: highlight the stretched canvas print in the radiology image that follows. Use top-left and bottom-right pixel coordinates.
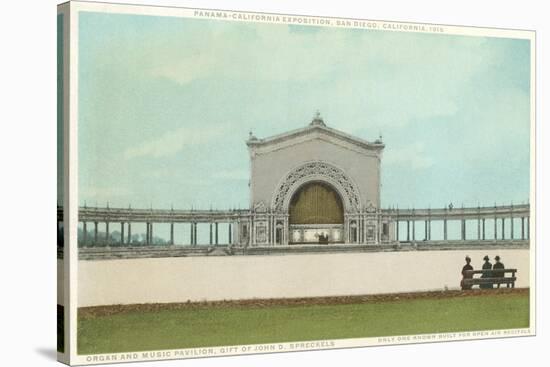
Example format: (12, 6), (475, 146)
(57, 1), (536, 365)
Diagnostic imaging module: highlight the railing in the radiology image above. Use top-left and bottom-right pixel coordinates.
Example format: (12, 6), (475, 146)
(58, 203), (530, 222)
(383, 204), (529, 220)
(76, 207), (250, 222)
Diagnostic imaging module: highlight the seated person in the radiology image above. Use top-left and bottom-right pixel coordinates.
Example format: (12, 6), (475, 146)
(460, 256), (473, 290)
(480, 255), (493, 289)
(493, 255), (505, 288)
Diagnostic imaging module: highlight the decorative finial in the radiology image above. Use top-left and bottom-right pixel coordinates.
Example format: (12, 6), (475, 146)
(248, 130), (258, 141)
(310, 110), (326, 127)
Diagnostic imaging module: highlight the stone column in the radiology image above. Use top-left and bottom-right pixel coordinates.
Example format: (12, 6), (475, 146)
(521, 217), (525, 240)
(228, 223), (232, 244)
(359, 215), (363, 243)
(424, 220), (428, 241)
(127, 222), (132, 245)
(494, 217), (497, 240)
(443, 219), (447, 241)
(215, 222), (219, 245)
(190, 223), (194, 245)
(193, 222), (199, 246)
(146, 222), (150, 245)
(105, 221), (110, 245)
(282, 216), (287, 245)
(501, 218), (505, 240)
(267, 216), (271, 245)
(344, 217), (349, 243)
(272, 215), (277, 245)
(83, 222), (87, 246)
(246, 221), (251, 246)
(406, 220), (410, 242)
(412, 219), (415, 241)
(120, 222), (124, 244)
(170, 222), (174, 245)
(209, 223), (213, 245)
(396, 220), (399, 242)
(482, 218), (485, 240)
(272, 217), (276, 245)
(427, 209), (432, 241)
(365, 216), (368, 244)
(461, 219), (466, 241)
(527, 217), (530, 239)
(248, 220), (253, 246)
(377, 213), (382, 244)
(510, 212), (514, 240)
(364, 215), (368, 244)
(274, 216), (278, 245)
(94, 222), (98, 244)
(477, 218), (480, 240)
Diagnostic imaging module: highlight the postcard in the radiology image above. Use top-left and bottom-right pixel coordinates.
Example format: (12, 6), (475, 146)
(57, 1), (535, 365)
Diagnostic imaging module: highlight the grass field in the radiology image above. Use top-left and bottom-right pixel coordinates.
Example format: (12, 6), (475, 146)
(78, 290), (529, 355)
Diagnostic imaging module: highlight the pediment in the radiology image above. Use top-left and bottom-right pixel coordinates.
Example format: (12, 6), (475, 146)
(247, 124), (384, 156)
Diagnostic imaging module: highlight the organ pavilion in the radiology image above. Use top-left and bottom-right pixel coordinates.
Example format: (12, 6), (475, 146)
(246, 112), (389, 245)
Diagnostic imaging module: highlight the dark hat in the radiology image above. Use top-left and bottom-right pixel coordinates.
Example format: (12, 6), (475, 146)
(483, 255), (490, 261)
(495, 255), (501, 261)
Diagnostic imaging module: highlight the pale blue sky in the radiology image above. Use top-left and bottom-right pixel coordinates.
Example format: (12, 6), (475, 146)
(78, 11), (531, 211)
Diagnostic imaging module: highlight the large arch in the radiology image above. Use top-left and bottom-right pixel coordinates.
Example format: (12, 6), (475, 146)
(271, 161), (362, 214)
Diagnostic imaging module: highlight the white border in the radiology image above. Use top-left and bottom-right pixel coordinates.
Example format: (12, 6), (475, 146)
(70, 0), (535, 39)
(75, 328), (533, 365)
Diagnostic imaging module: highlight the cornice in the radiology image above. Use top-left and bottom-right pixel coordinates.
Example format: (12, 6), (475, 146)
(247, 125), (384, 156)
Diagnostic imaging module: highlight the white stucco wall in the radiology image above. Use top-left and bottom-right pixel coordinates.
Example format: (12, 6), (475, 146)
(78, 249), (529, 307)
(250, 138), (381, 209)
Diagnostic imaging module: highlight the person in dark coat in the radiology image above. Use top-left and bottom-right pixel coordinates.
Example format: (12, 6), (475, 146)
(493, 255), (505, 288)
(460, 256), (474, 290)
(480, 255), (493, 289)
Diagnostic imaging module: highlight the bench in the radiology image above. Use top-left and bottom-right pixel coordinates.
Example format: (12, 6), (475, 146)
(462, 269), (517, 289)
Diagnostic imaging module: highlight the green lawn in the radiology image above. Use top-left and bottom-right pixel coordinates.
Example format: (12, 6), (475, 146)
(78, 292), (529, 354)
